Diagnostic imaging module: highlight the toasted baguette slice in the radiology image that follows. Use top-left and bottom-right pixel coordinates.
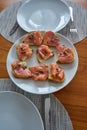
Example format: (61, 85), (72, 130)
(29, 64), (48, 81)
(56, 45), (74, 63)
(16, 43), (33, 61)
(11, 60), (31, 78)
(22, 31), (43, 46)
(48, 63), (65, 82)
(37, 45), (54, 63)
(43, 30), (60, 46)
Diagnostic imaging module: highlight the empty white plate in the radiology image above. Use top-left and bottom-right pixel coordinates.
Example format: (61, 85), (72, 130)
(17, 0), (70, 32)
(0, 91), (44, 130)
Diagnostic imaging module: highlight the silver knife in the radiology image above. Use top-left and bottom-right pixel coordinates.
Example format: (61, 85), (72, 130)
(45, 96), (51, 130)
(9, 21), (19, 36)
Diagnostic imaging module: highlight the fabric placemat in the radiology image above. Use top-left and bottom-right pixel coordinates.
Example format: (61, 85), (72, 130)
(0, 78), (73, 130)
(0, 1), (26, 43)
(0, 0), (86, 44)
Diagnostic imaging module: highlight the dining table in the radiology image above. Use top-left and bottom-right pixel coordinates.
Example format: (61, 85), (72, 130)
(0, 0), (87, 130)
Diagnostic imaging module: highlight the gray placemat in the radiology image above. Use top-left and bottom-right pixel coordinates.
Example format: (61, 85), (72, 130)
(0, 78), (73, 130)
(0, 0), (86, 44)
(0, 1), (26, 43)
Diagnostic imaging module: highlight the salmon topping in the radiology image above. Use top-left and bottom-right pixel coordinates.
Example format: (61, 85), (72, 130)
(11, 60), (31, 78)
(16, 43), (32, 60)
(43, 31), (60, 46)
(29, 64), (48, 80)
(37, 45), (54, 60)
(50, 63), (64, 80)
(56, 45), (74, 63)
(23, 31), (43, 45)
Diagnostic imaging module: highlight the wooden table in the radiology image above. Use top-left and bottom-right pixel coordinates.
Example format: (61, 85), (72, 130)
(0, 0), (87, 130)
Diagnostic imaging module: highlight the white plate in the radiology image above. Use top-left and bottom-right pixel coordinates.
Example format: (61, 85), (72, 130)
(0, 91), (44, 130)
(7, 33), (78, 94)
(17, 0), (70, 32)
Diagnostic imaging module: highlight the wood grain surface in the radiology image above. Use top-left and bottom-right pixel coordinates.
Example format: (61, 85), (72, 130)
(0, 0), (87, 130)
(67, 0), (87, 9)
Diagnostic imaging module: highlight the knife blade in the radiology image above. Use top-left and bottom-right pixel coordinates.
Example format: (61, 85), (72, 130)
(45, 97), (51, 130)
(9, 21), (19, 36)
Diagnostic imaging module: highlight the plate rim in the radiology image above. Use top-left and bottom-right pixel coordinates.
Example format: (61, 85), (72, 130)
(0, 91), (44, 130)
(17, 0), (71, 32)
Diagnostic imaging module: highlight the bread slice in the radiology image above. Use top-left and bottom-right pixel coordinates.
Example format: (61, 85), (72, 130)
(29, 64), (48, 81)
(36, 45), (54, 63)
(11, 60), (31, 78)
(22, 31), (43, 46)
(56, 45), (74, 63)
(43, 30), (60, 46)
(48, 63), (65, 82)
(16, 43), (33, 61)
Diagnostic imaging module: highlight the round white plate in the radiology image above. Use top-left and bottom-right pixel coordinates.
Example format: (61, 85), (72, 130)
(7, 33), (78, 94)
(17, 0), (70, 32)
(0, 91), (44, 130)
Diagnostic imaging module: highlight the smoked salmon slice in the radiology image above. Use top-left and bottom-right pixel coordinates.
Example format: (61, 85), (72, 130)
(37, 45), (54, 63)
(56, 45), (74, 63)
(22, 31), (43, 46)
(16, 43), (33, 61)
(49, 63), (65, 82)
(11, 60), (32, 78)
(43, 31), (60, 47)
(29, 64), (48, 81)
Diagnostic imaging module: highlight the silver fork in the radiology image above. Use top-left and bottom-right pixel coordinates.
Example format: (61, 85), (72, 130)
(69, 6), (78, 33)
(68, 6), (79, 43)
(58, 6), (78, 41)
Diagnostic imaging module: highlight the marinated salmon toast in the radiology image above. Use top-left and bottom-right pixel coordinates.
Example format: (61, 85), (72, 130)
(16, 43), (33, 61)
(10, 30), (76, 85)
(29, 64), (48, 81)
(56, 45), (74, 63)
(22, 31), (43, 46)
(37, 45), (54, 63)
(43, 30), (60, 47)
(11, 60), (32, 78)
(48, 63), (65, 82)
